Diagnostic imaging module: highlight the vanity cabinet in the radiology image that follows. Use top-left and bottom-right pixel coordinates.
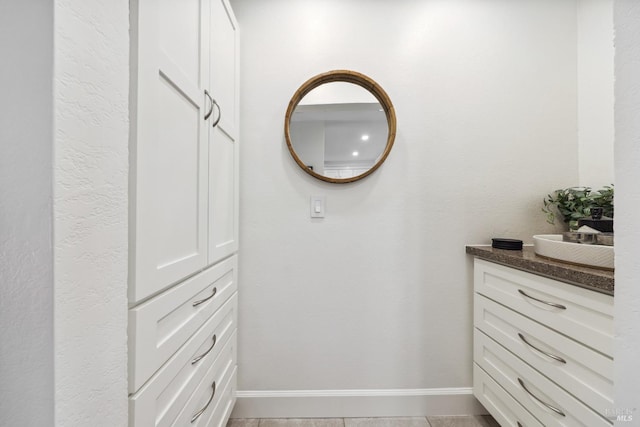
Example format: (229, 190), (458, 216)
(472, 258), (613, 426)
(128, 0), (239, 425)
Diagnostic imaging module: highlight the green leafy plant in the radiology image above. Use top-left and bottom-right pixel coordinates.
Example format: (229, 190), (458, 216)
(542, 185), (614, 227)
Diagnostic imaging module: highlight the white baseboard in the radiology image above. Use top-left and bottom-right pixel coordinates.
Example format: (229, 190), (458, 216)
(230, 388), (487, 418)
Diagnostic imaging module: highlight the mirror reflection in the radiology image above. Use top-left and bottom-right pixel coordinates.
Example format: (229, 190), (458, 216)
(289, 82), (388, 179)
(285, 70), (396, 184)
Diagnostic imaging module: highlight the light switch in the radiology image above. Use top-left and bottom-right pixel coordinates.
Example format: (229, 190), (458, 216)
(310, 196), (325, 218)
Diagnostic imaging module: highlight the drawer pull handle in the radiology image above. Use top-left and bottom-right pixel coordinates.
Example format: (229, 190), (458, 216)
(517, 423), (522, 427)
(517, 377), (565, 417)
(518, 289), (566, 310)
(192, 334), (217, 365)
(211, 98), (221, 128)
(518, 333), (566, 364)
(191, 381), (216, 423)
(193, 287), (217, 307)
(204, 90), (214, 120)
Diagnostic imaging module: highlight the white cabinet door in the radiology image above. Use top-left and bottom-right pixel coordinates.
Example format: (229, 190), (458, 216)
(130, 0), (210, 303)
(208, 0), (239, 264)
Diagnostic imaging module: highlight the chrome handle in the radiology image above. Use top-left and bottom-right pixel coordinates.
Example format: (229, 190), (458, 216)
(192, 334), (217, 365)
(518, 289), (566, 310)
(518, 378), (565, 417)
(211, 98), (221, 128)
(192, 287), (217, 307)
(191, 381), (216, 423)
(518, 333), (566, 364)
(204, 90), (214, 120)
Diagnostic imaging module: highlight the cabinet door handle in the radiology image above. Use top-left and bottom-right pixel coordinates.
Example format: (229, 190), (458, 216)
(204, 90), (214, 120)
(517, 422), (523, 427)
(191, 381), (216, 423)
(211, 98), (221, 128)
(518, 332), (566, 364)
(518, 289), (566, 310)
(517, 377), (565, 417)
(192, 334), (217, 365)
(192, 287), (217, 307)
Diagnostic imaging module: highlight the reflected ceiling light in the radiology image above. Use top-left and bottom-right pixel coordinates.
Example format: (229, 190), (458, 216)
(361, 134), (369, 141)
(352, 151), (359, 156)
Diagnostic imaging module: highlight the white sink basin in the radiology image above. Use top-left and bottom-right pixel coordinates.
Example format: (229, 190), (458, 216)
(533, 234), (614, 270)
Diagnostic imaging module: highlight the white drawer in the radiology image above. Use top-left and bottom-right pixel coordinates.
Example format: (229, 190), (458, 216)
(474, 363), (544, 427)
(130, 329), (237, 426)
(191, 367), (237, 427)
(169, 336), (237, 426)
(475, 294), (613, 413)
(474, 258), (613, 356)
(129, 256), (238, 392)
(474, 329), (611, 426)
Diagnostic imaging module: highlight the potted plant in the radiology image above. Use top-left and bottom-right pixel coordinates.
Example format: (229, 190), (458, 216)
(542, 185), (614, 230)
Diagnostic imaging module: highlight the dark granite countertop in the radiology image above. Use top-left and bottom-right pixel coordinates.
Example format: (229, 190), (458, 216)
(466, 245), (614, 295)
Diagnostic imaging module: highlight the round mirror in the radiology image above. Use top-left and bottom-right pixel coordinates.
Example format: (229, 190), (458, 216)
(285, 70), (396, 183)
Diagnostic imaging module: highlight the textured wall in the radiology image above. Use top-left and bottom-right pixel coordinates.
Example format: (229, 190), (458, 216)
(0, 1), (54, 425)
(577, 0), (614, 188)
(233, 0), (577, 398)
(53, 0), (129, 425)
(613, 0), (640, 421)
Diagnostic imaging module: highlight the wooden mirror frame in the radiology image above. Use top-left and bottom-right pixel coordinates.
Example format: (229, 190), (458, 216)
(284, 70), (397, 184)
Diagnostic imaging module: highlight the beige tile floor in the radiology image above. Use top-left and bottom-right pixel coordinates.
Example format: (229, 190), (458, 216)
(228, 415), (500, 427)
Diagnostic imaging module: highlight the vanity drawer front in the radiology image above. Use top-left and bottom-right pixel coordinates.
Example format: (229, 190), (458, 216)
(474, 258), (613, 356)
(129, 329), (237, 427)
(129, 255), (238, 392)
(475, 294), (613, 412)
(474, 329), (611, 426)
(474, 363), (544, 427)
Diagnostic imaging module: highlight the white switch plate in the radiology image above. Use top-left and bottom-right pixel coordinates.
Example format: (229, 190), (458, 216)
(310, 196), (325, 218)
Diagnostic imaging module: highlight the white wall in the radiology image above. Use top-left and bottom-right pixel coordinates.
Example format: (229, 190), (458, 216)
(577, 0), (614, 188)
(0, 1), (54, 425)
(233, 0), (577, 417)
(613, 0), (640, 422)
(53, 0), (129, 425)
(300, 82), (378, 105)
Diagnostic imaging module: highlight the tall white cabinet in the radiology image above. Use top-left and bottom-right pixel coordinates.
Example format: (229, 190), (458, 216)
(128, 0), (239, 425)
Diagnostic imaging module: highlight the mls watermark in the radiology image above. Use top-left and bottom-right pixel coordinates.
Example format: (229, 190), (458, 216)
(605, 407), (636, 422)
